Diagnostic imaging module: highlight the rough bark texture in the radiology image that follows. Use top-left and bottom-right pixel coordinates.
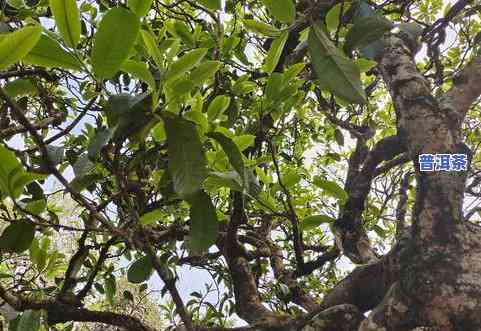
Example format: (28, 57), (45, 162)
(358, 32), (481, 331)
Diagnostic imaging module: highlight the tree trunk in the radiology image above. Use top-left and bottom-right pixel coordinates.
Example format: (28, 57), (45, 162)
(358, 33), (481, 331)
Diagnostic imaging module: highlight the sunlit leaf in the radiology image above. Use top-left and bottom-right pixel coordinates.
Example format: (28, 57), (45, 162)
(165, 48), (208, 82)
(263, 31), (289, 74)
(50, 0), (81, 48)
(24, 34), (82, 70)
(198, 0), (221, 11)
(0, 25), (42, 70)
(128, 0), (153, 17)
(91, 8), (140, 79)
(139, 209), (162, 226)
(262, 0), (296, 24)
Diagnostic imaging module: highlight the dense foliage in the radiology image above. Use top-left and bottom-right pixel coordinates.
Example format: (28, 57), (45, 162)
(0, 0), (480, 330)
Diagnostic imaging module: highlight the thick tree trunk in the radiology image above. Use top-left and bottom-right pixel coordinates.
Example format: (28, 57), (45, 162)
(358, 33), (481, 330)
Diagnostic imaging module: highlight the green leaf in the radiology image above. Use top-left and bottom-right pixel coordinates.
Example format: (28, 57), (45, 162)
(188, 190), (219, 252)
(354, 58), (377, 73)
(204, 171), (243, 192)
(127, 256), (153, 284)
(208, 132), (246, 183)
(265, 73), (283, 101)
(308, 22), (366, 104)
(198, 0), (221, 11)
(0, 25), (42, 71)
(4, 79), (37, 98)
(23, 34), (82, 70)
(325, 3), (342, 32)
(162, 113), (207, 198)
(24, 199), (47, 215)
(207, 95), (230, 121)
(301, 215), (335, 231)
(92, 8), (140, 79)
(152, 121), (166, 142)
(189, 61), (222, 86)
(121, 60), (156, 90)
(344, 16), (393, 53)
(282, 169), (301, 187)
(49, 0), (81, 48)
(30, 238), (47, 270)
(263, 31), (288, 74)
(7, 0), (25, 8)
(243, 19), (281, 37)
(0, 144), (42, 199)
(232, 135), (255, 151)
(128, 0), (153, 17)
(17, 310), (40, 331)
(171, 21), (195, 47)
(313, 177), (348, 202)
(139, 209), (162, 226)
(140, 29), (164, 69)
(262, 0), (296, 24)
(0, 222), (35, 253)
(165, 48), (208, 82)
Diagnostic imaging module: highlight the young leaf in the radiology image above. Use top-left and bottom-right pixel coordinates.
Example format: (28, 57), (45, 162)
(0, 144), (42, 199)
(263, 31), (289, 74)
(243, 19), (281, 37)
(188, 190), (219, 252)
(0, 222), (36, 253)
(325, 3), (342, 32)
(207, 95), (230, 121)
(161, 113), (208, 198)
(189, 61), (222, 86)
(91, 8), (140, 79)
(262, 0), (296, 24)
(139, 209), (162, 226)
(165, 48), (208, 82)
(198, 0), (221, 11)
(308, 22), (366, 104)
(121, 60), (156, 90)
(208, 131), (246, 183)
(354, 58), (377, 72)
(128, 0), (153, 17)
(24, 34), (82, 70)
(0, 25), (42, 71)
(49, 0), (81, 48)
(344, 16), (393, 53)
(127, 256), (153, 283)
(301, 215), (335, 231)
(140, 29), (164, 69)
(232, 135), (255, 151)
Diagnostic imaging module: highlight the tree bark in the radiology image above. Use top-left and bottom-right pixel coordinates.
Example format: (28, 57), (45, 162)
(359, 31), (481, 331)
